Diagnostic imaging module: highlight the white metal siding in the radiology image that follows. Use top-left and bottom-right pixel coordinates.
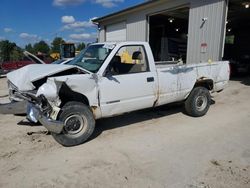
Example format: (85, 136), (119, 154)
(98, 26), (105, 43)
(106, 22), (126, 42)
(186, 0), (227, 63)
(127, 13), (147, 41)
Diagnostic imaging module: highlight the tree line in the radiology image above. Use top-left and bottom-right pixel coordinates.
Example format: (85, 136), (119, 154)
(0, 37), (86, 62)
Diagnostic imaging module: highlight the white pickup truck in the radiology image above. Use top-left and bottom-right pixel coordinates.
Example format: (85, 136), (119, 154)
(6, 42), (230, 146)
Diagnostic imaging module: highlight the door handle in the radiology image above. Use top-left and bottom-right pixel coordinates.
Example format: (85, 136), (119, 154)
(147, 77), (154, 82)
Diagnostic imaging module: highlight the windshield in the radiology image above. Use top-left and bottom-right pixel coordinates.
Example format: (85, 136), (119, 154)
(67, 44), (113, 73)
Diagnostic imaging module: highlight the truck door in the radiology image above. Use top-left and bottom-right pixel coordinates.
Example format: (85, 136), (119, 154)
(99, 45), (158, 117)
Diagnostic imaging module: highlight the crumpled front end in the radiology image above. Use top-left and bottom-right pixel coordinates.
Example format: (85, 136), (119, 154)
(9, 71), (99, 134)
(2, 64), (75, 114)
(26, 99), (64, 134)
(23, 78), (64, 133)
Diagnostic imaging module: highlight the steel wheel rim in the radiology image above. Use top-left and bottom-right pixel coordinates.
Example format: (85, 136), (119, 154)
(64, 114), (87, 135)
(195, 95), (207, 112)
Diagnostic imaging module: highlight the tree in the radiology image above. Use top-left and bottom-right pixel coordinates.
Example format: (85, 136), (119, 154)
(0, 40), (16, 61)
(76, 43), (85, 51)
(33, 40), (50, 54)
(51, 37), (65, 53)
(25, 43), (35, 54)
(10, 46), (23, 61)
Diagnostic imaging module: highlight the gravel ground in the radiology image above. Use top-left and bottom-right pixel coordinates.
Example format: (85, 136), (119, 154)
(0, 76), (250, 188)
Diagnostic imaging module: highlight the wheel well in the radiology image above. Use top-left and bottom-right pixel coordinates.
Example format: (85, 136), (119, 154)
(194, 79), (214, 90)
(59, 83), (89, 107)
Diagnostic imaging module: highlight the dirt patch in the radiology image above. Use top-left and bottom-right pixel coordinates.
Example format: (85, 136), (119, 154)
(189, 160), (250, 188)
(0, 151), (18, 159)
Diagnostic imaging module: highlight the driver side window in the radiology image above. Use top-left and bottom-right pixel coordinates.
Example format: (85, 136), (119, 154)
(109, 45), (149, 75)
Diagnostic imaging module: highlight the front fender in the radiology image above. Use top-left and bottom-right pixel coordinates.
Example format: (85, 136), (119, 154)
(36, 78), (62, 103)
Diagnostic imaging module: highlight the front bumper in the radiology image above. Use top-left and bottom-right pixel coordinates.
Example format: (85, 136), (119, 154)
(27, 102), (64, 134)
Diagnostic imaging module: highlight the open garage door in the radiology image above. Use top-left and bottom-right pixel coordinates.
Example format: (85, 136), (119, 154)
(106, 22), (126, 42)
(149, 7), (189, 64)
(224, 0), (250, 76)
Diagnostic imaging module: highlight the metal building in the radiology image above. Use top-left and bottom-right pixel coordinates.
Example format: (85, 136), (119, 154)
(93, 0), (250, 67)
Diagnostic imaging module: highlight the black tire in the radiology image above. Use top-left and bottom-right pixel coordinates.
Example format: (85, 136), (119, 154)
(52, 102), (95, 146)
(185, 87), (211, 117)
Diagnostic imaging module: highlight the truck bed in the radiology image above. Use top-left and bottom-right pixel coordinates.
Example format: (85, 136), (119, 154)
(155, 61), (229, 86)
(155, 61), (230, 106)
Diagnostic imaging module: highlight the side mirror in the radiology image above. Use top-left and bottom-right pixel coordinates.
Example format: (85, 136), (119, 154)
(91, 73), (99, 82)
(104, 68), (113, 78)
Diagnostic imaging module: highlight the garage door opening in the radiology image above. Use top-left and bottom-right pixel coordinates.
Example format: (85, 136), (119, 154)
(149, 7), (189, 63)
(224, 0), (250, 76)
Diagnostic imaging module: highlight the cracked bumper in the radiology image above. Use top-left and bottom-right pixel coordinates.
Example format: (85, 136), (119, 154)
(27, 103), (64, 134)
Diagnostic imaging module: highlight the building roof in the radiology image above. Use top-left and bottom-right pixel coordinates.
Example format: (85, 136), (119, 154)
(92, 0), (159, 23)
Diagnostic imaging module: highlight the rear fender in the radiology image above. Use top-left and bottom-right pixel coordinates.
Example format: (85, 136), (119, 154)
(184, 77), (213, 99)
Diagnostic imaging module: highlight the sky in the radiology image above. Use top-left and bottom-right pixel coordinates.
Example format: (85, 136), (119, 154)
(0, 0), (144, 47)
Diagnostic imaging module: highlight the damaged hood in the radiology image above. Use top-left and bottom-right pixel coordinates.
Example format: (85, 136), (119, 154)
(7, 64), (81, 91)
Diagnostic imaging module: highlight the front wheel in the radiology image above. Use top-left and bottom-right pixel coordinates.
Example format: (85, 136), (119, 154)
(185, 87), (211, 117)
(52, 102), (95, 146)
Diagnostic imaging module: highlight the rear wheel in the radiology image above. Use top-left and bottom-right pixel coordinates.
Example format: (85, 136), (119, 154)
(185, 87), (211, 117)
(52, 102), (95, 146)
